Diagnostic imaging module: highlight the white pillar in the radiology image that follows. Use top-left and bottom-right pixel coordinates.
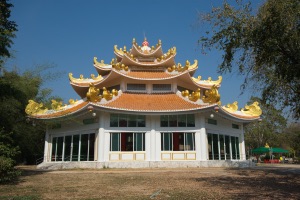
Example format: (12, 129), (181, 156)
(240, 125), (246, 160)
(150, 115), (156, 161)
(98, 112), (105, 162)
(43, 128), (49, 162)
(199, 116), (208, 160)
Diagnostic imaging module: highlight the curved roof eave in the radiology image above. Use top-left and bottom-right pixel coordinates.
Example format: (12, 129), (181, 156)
(217, 106), (261, 123)
(27, 101), (90, 120)
(131, 44), (163, 58)
(121, 53), (176, 67)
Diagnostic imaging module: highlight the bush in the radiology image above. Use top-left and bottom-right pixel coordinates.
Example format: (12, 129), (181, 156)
(0, 156), (21, 183)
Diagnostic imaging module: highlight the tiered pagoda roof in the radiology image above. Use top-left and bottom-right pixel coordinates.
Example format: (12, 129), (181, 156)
(25, 38), (262, 122)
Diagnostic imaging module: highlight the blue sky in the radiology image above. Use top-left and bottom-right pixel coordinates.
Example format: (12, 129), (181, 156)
(8, 0), (262, 108)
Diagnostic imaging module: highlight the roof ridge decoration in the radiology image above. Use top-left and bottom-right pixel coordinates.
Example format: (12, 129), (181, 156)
(112, 62), (129, 71)
(69, 73), (103, 83)
(157, 47), (176, 62)
(94, 57), (109, 67)
(181, 88), (201, 102)
(202, 85), (221, 105)
(132, 38), (162, 53)
(192, 76), (223, 86)
(25, 100), (48, 115)
(114, 45), (126, 56)
(167, 60), (198, 73)
(223, 101), (238, 112)
(241, 101), (262, 116)
(86, 83), (119, 103)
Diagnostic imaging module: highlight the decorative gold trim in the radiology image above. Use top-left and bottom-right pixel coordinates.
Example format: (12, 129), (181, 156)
(69, 73), (103, 83)
(181, 90), (190, 97)
(51, 100), (65, 111)
(188, 88), (201, 102)
(202, 85), (221, 104)
(192, 75), (202, 82)
(25, 100), (48, 115)
(86, 83), (101, 102)
(204, 76), (223, 85)
(102, 87), (118, 101)
(93, 57), (108, 67)
(241, 101), (262, 116)
(69, 99), (78, 105)
(168, 59), (194, 73)
(188, 60), (198, 70)
(112, 62), (129, 71)
(90, 74), (103, 81)
(223, 101), (238, 112)
(114, 45), (124, 56)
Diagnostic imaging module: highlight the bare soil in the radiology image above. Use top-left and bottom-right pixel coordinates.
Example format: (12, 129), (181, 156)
(0, 164), (300, 200)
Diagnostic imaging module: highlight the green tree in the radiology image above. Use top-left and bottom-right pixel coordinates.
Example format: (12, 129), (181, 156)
(245, 97), (286, 149)
(0, 0), (17, 63)
(282, 123), (300, 158)
(198, 0), (300, 119)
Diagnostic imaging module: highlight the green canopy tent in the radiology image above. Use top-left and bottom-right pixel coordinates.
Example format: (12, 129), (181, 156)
(251, 147), (270, 154)
(271, 148), (289, 153)
(251, 147), (289, 154)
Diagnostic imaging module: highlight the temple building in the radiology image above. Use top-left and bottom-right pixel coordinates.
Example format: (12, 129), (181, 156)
(26, 38), (262, 169)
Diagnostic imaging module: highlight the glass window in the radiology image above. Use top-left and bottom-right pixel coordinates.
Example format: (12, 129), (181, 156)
(110, 114), (118, 127)
(236, 137), (240, 159)
(72, 135), (80, 161)
(127, 84), (146, 91)
(80, 134), (89, 161)
(51, 137), (57, 161)
(160, 114), (195, 127)
(219, 135), (225, 160)
(231, 136), (236, 159)
(178, 115), (186, 127)
(161, 133), (172, 151)
(137, 115), (145, 127)
(134, 133), (145, 151)
(160, 115), (168, 127)
(161, 132), (195, 151)
(89, 133), (95, 161)
(110, 133), (120, 151)
(208, 119), (217, 125)
(187, 114), (195, 127)
(212, 134), (219, 160)
(169, 115), (177, 127)
(64, 136), (72, 161)
(185, 133), (195, 151)
(153, 84), (171, 91)
(119, 114), (127, 127)
(207, 133), (213, 160)
(232, 124), (240, 129)
(225, 135), (230, 160)
(110, 114), (145, 127)
(128, 115), (137, 127)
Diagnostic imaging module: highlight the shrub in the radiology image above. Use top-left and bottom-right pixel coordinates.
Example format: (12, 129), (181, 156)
(0, 156), (21, 183)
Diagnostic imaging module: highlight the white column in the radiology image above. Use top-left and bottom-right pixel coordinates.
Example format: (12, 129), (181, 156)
(199, 116), (208, 160)
(150, 115), (156, 161)
(43, 128), (49, 162)
(240, 125), (246, 160)
(98, 112), (105, 162)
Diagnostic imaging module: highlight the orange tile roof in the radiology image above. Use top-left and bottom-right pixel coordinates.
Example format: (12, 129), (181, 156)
(125, 71), (174, 79)
(102, 93), (204, 111)
(32, 101), (89, 119)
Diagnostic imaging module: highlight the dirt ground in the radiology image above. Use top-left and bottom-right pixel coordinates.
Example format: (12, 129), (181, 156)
(1, 164), (300, 200)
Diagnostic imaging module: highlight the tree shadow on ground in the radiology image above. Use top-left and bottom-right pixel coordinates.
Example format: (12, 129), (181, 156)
(194, 167), (300, 199)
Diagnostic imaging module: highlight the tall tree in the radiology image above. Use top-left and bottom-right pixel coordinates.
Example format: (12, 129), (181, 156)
(198, 0), (300, 119)
(0, 0), (17, 63)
